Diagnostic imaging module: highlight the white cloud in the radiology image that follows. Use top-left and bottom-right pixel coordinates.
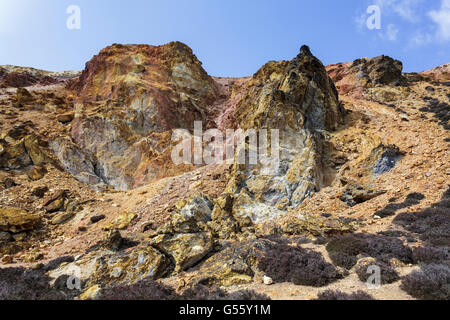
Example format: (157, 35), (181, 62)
(375, 0), (424, 22)
(386, 24), (399, 41)
(354, 12), (368, 32)
(428, 0), (450, 42)
(378, 23), (399, 41)
(410, 31), (433, 46)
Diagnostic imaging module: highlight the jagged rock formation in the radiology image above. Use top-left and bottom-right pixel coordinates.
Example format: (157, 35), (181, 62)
(211, 46), (344, 230)
(327, 55), (404, 98)
(60, 42), (220, 190)
(0, 42), (449, 301)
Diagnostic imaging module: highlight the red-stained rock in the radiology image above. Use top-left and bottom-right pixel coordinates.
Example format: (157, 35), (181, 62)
(63, 42), (219, 190)
(326, 55), (404, 98)
(0, 66), (59, 88)
(420, 63), (450, 82)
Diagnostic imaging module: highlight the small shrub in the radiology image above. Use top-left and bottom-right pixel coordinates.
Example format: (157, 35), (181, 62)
(326, 233), (412, 269)
(97, 279), (179, 300)
(97, 280), (270, 300)
(325, 235), (365, 269)
(412, 247), (449, 264)
(227, 289), (270, 300)
(355, 258), (400, 284)
(401, 264), (450, 300)
(44, 255), (75, 271)
(258, 243), (341, 287)
(316, 290), (375, 300)
(181, 284), (270, 300)
(0, 267), (66, 300)
(395, 207), (450, 247)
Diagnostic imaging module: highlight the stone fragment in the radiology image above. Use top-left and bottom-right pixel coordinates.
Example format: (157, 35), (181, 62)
(31, 186), (49, 198)
(105, 212), (136, 230)
(91, 215), (106, 224)
(27, 165), (47, 181)
(43, 190), (67, 213)
(57, 112), (74, 124)
(24, 135), (47, 165)
(263, 276), (274, 285)
(51, 211), (75, 225)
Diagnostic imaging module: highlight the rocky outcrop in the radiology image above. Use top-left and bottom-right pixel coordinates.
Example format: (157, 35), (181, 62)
(420, 63), (450, 82)
(1, 40), (449, 301)
(327, 55), (404, 97)
(211, 46), (344, 230)
(0, 65), (79, 88)
(0, 66), (57, 88)
(64, 42), (220, 190)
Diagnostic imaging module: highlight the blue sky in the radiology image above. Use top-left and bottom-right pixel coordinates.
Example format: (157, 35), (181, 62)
(0, 0), (448, 76)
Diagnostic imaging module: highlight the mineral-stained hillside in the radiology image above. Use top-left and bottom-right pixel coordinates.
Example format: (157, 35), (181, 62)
(0, 42), (448, 300)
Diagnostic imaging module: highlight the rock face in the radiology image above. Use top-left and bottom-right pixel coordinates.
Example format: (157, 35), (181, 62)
(53, 43), (342, 203)
(327, 55), (404, 97)
(49, 138), (107, 189)
(2, 41), (449, 301)
(66, 42), (219, 190)
(211, 45), (344, 229)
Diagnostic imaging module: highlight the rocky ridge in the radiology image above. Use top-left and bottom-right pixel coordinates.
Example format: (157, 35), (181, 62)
(0, 42), (448, 300)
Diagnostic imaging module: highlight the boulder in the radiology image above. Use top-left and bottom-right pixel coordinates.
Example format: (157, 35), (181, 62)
(183, 239), (272, 287)
(340, 185), (385, 207)
(0, 134), (47, 169)
(0, 139), (32, 169)
(151, 231), (213, 273)
(88, 245), (170, 287)
(168, 194), (213, 234)
(16, 88), (33, 104)
(105, 212), (136, 230)
(0, 207), (39, 233)
(0, 231), (20, 256)
(2, 177), (17, 189)
(31, 186), (49, 198)
(103, 229), (124, 251)
(366, 144), (403, 175)
(0, 231), (13, 242)
(23, 135), (47, 166)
